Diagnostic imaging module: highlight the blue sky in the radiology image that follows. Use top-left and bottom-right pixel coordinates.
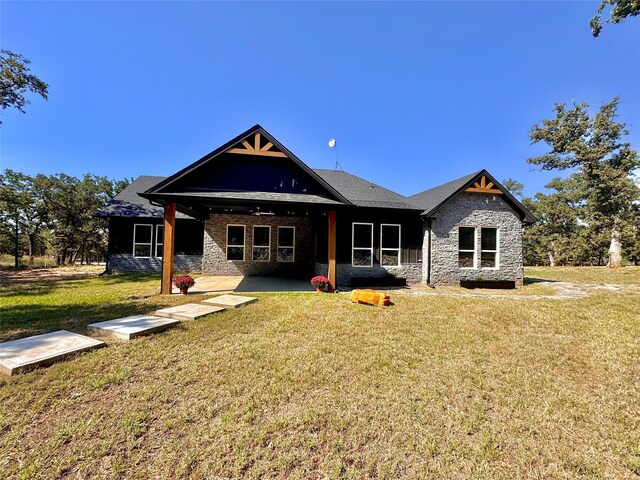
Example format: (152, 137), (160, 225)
(2, 1), (639, 197)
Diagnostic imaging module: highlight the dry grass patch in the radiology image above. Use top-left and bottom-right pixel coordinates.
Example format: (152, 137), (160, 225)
(0, 271), (639, 478)
(526, 266), (640, 285)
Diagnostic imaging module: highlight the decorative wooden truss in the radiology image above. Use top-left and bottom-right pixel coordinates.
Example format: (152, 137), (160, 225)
(227, 132), (287, 158)
(465, 175), (503, 194)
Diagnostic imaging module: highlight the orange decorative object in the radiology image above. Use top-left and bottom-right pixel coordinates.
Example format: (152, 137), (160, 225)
(349, 289), (391, 307)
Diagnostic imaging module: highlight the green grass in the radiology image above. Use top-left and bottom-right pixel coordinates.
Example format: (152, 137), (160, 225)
(1, 270), (639, 478)
(526, 265), (640, 284)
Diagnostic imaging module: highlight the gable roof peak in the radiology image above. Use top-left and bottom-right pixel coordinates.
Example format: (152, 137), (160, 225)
(408, 169), (535, 223)
(141, 124), (353, 206)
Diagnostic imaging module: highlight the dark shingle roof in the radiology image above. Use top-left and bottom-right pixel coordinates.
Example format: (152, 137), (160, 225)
(157, 191), (343, 205)
(407, 171), (482, 214)
(97, 176), (191, 218)
(313, 169), (421, 210)
(408, 169), (536, 223)
(100, 169), (535, 223)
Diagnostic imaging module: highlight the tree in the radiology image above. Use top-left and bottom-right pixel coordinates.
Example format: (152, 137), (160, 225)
(523, 177), (586, 266)
(528, 97), (640, 267)
(502, 178), (524, 199)
(0, 50), (48, 122)
(0, 170), (131, 267)
(591, 0), (640, 36)
(0, 170), (46, 267)
(33, 173), (125, 265)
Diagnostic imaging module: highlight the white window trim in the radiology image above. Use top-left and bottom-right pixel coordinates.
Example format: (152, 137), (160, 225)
(133, 224), (153, 259)
(277, 226), (295, 263)
(155, 224), (164, 258)
(252, 225), (271, 262)
(458, 225), (477, 269)
(226, 224), (245, 261)
(380, 223), (401, 267)
(480, 227), (500, 270)
(352, 222), (374, 267)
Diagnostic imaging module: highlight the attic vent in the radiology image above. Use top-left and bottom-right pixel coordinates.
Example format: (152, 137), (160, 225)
(227, 132), (287, 158)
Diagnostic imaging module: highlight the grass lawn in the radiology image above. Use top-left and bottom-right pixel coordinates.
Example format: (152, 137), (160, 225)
(526, 265), (640, 285)
(1, 269), (639, 478)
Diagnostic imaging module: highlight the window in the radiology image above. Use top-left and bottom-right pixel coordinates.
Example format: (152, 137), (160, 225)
(380, 224), (401, 266)
(352, 223), (373, 267)
(458, 226), (476, 268)
(277, 226), (295, 262)
(133, 224), (153, 258)
(480, 227), (498, 268)
(155, 225), (164, 258)
(252, 226), (271, 261)
(226, 225), (245, 261)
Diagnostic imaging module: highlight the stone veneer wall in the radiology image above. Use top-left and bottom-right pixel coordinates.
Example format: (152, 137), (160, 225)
(423, 192), (523, 286)
(314, 263), (422, 286)
(108, 254), (202, 274)
(202, 213), (313, 276)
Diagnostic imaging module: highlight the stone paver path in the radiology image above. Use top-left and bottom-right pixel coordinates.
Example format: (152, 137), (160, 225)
(0, 330), (105, 375)
(202, 294), (257, 309)
(0, 294), (260, 375)
(155, 303), (226, 321)
(88, 315), (180, 340)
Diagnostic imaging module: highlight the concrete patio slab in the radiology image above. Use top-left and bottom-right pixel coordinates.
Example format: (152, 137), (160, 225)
(171, 276), (243, 295)
(155, 303), (226, 321)
(167, 275), (315, 295)
(233, 276), (315, 293)
(87, 315), (180, 340)
(0, 330), (105, 375)
(202, 294), (257, 309)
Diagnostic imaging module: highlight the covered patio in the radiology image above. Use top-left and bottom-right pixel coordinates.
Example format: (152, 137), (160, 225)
(171, 275), (317, 294)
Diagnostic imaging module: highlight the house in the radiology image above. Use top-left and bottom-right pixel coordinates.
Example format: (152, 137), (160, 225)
(98, 125), (535, 292)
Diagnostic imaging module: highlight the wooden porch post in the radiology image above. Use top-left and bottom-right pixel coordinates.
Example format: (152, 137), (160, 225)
(328, 210), (337, 291)
(161, 203), (176, 295)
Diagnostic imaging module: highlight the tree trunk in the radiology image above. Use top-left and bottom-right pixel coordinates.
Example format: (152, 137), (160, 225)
(14, 213), (19, 268)
(28, 233), (35, 265)
(547, 251), (556, 267)
(608, 226), (623, 268)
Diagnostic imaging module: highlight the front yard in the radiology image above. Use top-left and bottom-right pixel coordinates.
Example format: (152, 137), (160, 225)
(1, 268), (639, 478)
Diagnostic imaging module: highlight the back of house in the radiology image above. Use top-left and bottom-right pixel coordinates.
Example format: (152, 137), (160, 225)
(98, 125), (535, 287)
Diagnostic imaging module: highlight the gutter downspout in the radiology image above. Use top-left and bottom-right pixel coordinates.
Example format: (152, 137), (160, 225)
(426, 218), (435, 288)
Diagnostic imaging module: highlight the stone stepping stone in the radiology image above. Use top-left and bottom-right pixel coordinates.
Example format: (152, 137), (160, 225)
(0, 330), (105, 376)
(87, 315), (180, 340)
(155, 303), (225, 321)
(202, 294), (257, 309)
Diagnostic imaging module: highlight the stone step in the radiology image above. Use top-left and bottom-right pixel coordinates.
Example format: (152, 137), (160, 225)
(155, 303), (226, 321)
(87, 315), (180, 340)
(0, 330), (105, 376)
(201, 294), (257, 309)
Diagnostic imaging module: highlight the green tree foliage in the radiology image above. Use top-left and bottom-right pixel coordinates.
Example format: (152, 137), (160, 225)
(527, 97), (640, 267)
(0, 50), (48, 122)
(522, 176), (614, 266)
(502, 178), (524, 199)
(0, 170), (47, 267)
(0, 170), (130, 267)
(591, 0), (640, 37)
